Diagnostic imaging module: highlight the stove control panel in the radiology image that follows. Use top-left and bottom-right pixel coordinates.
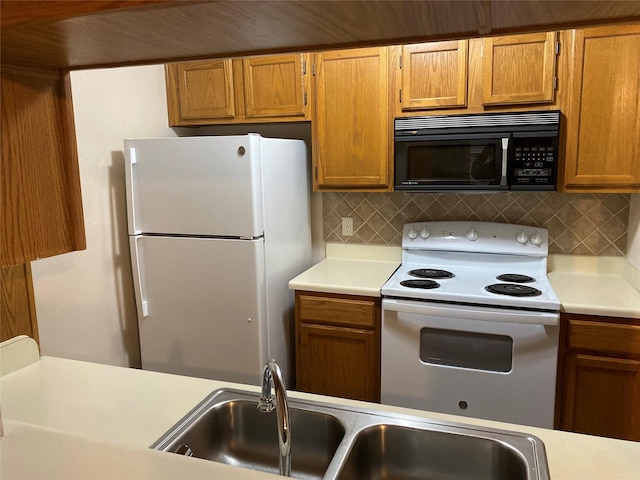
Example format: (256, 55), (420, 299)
(403, 221), (548, 256)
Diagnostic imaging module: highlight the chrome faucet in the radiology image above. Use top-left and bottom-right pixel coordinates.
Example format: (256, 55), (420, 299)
(257, 358), (291, 477)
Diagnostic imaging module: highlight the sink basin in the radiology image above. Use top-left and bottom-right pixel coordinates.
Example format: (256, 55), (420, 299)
(153, 388), (549, 480)
(336, 424), (528, 480)
(151, 390), (345, 479)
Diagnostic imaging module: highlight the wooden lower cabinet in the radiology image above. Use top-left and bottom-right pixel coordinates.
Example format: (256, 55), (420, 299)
(556, 313), (640, 441)
(1, 263), (39, 345)
(294, 291), (380, 402)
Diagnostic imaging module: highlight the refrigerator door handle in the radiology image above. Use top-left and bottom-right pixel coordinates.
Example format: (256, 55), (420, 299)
(130, 235), (149, 318)
(124, 147), (141, 235)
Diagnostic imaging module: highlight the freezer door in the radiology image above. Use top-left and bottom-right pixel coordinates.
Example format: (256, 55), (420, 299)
(130, 235), (267, 384)
(124, 135), (264, 237)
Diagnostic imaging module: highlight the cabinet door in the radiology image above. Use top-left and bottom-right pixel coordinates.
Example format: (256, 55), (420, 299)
(561, 353), (640, 441)
(482, 32), (557, 105)
(562, 24), (640, 191)
(167, 60), (235, 123)
(314, 47), (391, 191)
(1, 66), (85, 266)
(297, 323), (379, 402)
(242, 54), (308, 118)
(1, 263), (39, 345)
(399, 40), (468, 111)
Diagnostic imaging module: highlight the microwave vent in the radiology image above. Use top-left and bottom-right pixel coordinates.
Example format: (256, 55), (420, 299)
(395, 111), (560, 131)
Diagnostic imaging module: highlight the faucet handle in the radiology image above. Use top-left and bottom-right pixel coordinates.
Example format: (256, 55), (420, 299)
(174, 444), (194, 457)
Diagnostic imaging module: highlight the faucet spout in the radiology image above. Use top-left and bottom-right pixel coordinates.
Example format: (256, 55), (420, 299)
(257, 359), (291, 477)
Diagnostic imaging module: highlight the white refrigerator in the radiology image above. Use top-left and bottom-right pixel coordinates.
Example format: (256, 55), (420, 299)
(124, 134), (311, 385)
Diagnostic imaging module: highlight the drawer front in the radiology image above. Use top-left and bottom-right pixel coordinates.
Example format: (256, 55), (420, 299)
(567, 318), (640, 357)
(297, 293), (378, 329)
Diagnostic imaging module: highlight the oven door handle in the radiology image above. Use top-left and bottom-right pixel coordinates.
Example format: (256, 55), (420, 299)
(382, 299), (558, 326)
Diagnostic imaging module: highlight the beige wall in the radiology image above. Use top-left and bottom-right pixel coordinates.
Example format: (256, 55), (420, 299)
(31, 65), (177, 367)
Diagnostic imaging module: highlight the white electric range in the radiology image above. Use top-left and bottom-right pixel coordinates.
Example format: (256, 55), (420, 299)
(380, 221), (560, 428)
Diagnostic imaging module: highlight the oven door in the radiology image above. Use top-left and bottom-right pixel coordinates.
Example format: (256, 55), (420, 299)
(381, 299), (559, 428)
(394, 134), (510, 191)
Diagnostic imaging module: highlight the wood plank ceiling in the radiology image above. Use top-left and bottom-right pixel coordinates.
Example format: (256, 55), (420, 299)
(2, 0), (640, 69)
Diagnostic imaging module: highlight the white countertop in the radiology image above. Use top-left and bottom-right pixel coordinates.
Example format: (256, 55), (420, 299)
(290, 243), (640, 319)
(548, 254), (640, 319)
(288, 243), (401, 297)
(1, 352), (640, 479)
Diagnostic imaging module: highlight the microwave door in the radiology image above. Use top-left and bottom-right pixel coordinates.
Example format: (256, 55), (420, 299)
(395, 134), (507, 190)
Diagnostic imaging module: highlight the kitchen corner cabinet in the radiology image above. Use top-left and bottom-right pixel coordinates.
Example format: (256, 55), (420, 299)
(295, 291), (381, 402)
(560, 24), (640, 192)
(313, 47), (392, 191)
(556, 313), (640, 441)
(165, 53), (312, 126)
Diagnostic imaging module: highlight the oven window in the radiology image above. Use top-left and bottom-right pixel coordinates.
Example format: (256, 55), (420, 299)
(406, 143), (498, 184)
(419, 327), (513, 372)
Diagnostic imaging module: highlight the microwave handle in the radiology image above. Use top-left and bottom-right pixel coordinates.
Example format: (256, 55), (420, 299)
(500, 137), (509, 186)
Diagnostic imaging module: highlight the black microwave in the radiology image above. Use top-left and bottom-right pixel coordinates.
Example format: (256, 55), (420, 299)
(394, 110), (561, 191)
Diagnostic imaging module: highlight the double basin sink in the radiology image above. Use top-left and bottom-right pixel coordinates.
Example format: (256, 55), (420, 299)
(152, 388), (550, 479)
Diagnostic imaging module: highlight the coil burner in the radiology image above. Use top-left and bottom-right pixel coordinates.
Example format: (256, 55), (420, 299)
(496, 274), (535, 283)
(409, 269), (455, 279)
(485, 283), (542, 297)
(400, 279), (441, 289)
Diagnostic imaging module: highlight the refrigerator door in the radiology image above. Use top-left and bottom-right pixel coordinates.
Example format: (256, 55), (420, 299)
(130, 234), (267, 384)
(124, 135), (264, 237)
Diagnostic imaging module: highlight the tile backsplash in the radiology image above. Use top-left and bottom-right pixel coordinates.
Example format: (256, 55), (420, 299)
(323, 192), (630, 255)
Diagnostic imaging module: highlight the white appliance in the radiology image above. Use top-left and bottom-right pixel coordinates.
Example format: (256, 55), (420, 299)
(124, 134), (311, 385)
(380, 221), (560, 428)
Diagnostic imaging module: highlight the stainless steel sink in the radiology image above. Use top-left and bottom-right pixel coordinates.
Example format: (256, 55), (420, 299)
(151, 389), (345, 479)
(152, 388), (550, 480)
(335, 424), (529, 480)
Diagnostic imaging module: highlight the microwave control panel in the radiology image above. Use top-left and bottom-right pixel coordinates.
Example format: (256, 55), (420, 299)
(509, 137), (557, 190)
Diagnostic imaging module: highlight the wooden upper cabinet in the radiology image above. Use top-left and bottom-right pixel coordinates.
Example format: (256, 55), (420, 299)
(166, 53), (311, 126)
(313, 46), (391, 191)
(561, 24), (640, 192)
(392, 34), (560, 118)
(173, 60), (235, 121)
(482, 32), (558, 106)
(398, 40), (468, 111)
(243, 54), (306, 118)
(1, 66), (85, 266)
